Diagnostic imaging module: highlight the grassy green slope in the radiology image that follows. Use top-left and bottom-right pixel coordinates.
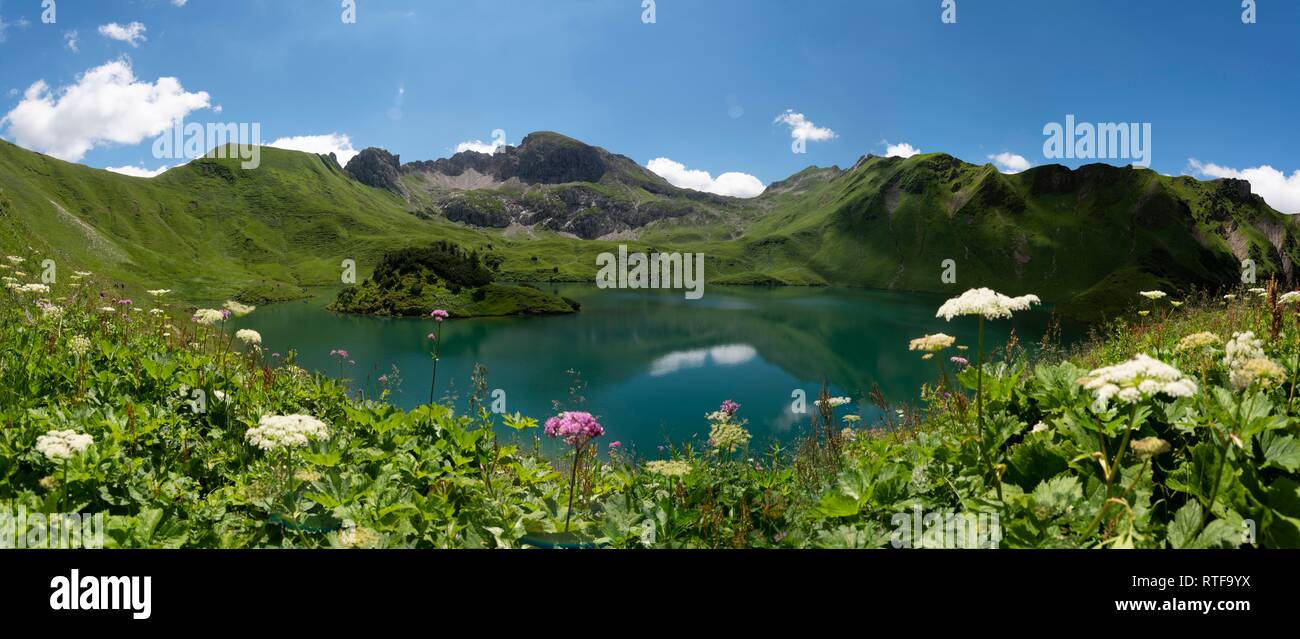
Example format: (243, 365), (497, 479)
(709, 153), (1298, 320)
(2, 139), (1293, 323)
(0, 142), (595, 304)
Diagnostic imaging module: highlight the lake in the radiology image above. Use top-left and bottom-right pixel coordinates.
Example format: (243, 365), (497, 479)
(231, 285), (1068, 455)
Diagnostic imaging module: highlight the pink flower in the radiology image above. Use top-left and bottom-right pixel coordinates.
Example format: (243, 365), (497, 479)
(719, 399), (741, 416)
(609, 441), (622, 451)
(115, 299), (133, 307)
(950, 356), (969, 367)
(431, 309), (450, 322)
(427, 332), (437, 341)
(544, 411), (605, 447)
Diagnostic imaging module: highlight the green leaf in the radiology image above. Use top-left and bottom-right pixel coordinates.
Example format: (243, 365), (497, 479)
(869, 463), (909, 506)
(304, 492), (342, 509)
(1167, 501), (1202, 549)
(1167, 442), (1223, 501)
(1167, 500), (1244, 548)
(302, 449), (342, 467)
(815, 492), (860, 518)
(1265, 477), (1300, 518)
(1006, 438), (1069, 491)
(133, 508), (162, 537)
(1259, 432), (1300, 473)
(1197, 519), (1243, 549)
(502, 412), (539, 431)
(1030, 475), (1081, 521)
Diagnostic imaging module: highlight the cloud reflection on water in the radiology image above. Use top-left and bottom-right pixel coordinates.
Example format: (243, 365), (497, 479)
(649, 343), (758, 377)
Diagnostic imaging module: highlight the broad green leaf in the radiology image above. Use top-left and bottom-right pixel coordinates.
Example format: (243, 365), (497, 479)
(302, 449), (343, 467)
(815, 492), (860, 518)
(1006, 438), (1069, 491)
(1167, 442), (1224, 501)
(1167, 501), (1202, 549)
(1030, 475), (1081, 520)
(1259, 432), (1300, 473)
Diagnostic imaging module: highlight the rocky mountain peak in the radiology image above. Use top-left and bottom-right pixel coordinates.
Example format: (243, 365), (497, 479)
(404, 131), (652, 188)
(344, 148), (406, 194)
(1215, 177), (1254, 203)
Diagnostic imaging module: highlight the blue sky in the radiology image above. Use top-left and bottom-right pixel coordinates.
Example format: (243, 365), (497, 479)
(1, 0), (1298, 209)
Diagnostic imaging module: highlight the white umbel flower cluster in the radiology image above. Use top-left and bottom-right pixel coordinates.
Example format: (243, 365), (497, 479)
(246, 414), (330, 451)
(68, 335), (92, 357)
(1223, 332), (1284, 390)
(7, 282), (50, 294)
(1223, 332), (1265, 368)
(1139, 290), (1167, 300)
(816, 396), (853, 408)
(936, 288), (1041, 321)
(1224, 331), (1264, 361)
(192, 309), (224, 325)
(1080, 354), (1198, 413)
(1175, 332), (1221, 353)
(235, 329), (262, 346)
(645, 459), (693, 477)
(35, 430), (94, 462)
(338, 524), (380, 549)
(909, 333), (956, 353)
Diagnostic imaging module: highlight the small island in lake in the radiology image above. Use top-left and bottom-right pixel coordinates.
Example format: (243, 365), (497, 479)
(329, 242), (580, 318)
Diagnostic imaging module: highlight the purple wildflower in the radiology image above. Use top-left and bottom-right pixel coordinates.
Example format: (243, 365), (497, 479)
(719, 399), (741, 416)
(950, 356), (969, 367)
(431, 309), (450, 322)
(544, 411), (605, 447)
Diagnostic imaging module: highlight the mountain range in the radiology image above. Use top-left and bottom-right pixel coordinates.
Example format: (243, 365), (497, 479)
(0, 131), (1293, 322)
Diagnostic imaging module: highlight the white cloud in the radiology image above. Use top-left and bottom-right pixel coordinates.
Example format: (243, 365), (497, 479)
(98, 22), (147, 47)
(989, 152), (1032, 174)
(646, 157), (766, 198)
(64, 30), (78, 52)
(774, 110), (836, 145)
(0, 59), (211, 162)
(884, 141), (921, 158)
(0, 16), (10, 44)
(268, 133), (359, 166)
(105, 163), (170, 178)
(456, 137), (507, 155)
(1188, 158), (1300, 214)
(172, 0), (190, 6)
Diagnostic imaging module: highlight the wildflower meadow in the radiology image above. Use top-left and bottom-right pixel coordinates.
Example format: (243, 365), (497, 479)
(3, 264), (1299, 548)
